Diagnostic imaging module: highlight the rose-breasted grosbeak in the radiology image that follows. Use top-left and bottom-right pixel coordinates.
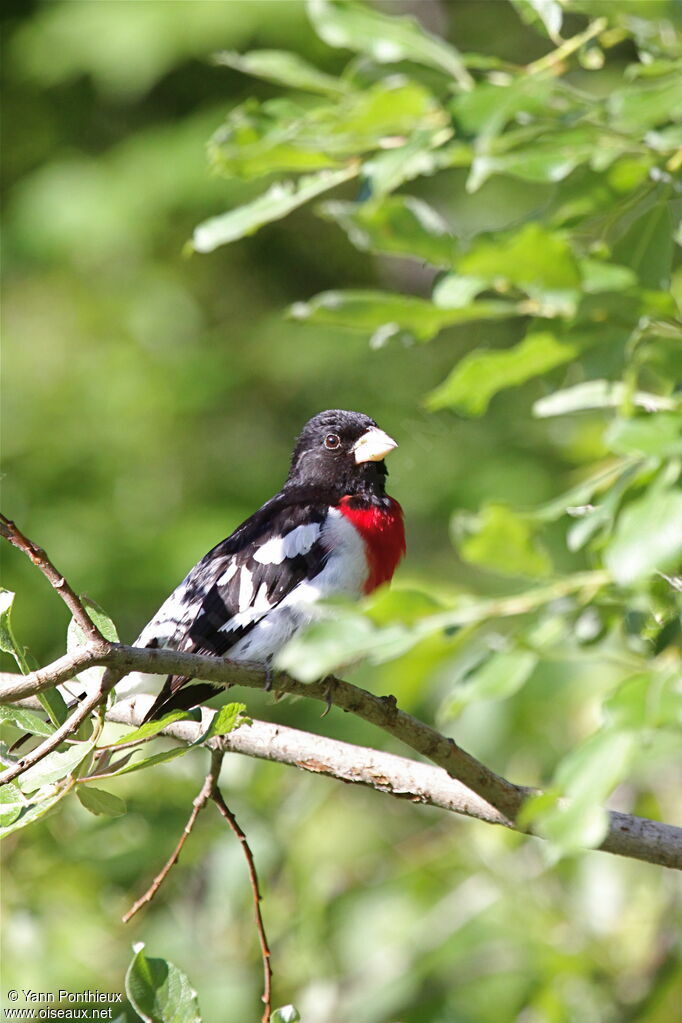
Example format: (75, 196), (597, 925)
(120, 410), (405, 720)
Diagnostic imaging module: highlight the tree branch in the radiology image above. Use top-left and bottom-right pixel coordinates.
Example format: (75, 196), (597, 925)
(120, 746), (273, 1022)
(121, 750), (221, 923)
(0, 643), (519, 821)
(0, 513), (109, 648)
(211, 764), (272, 1023)
(104, 695), (682, 871)
(2, 645), (682, 870)
(0, 648), (110, 700)
(0, 668), (121, 785)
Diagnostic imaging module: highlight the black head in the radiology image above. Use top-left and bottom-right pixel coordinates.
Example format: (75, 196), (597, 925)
(285, 409), (398, 498)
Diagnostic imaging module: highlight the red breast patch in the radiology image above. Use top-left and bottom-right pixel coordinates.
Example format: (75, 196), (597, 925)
(337, 497), (406, 594)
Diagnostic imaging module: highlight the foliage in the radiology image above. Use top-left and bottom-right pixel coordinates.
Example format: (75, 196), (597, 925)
(193, 0), (682, 860)
(2, 1), (682, 1022)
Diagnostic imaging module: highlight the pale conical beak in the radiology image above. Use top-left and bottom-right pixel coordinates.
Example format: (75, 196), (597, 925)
(353, 427), (398, 464)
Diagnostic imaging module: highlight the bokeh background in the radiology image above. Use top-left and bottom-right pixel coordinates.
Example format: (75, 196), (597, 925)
(2, 3), (680, 1022)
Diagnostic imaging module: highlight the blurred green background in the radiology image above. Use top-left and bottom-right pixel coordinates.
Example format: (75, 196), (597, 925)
(2, 2), (681, 1022)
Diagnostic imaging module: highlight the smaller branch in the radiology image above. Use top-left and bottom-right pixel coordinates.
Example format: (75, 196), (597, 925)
(0, 669), (121, 785)
(0, 513), (108, 648)
(122, 750), (222, 923)
(0, 648), (109, 701)
(526, 17), (608, 76)
(211, 763), (272, 1023)
(122, 743), (273, 1022)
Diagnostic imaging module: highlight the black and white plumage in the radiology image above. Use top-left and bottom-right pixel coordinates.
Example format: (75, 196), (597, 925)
(119, 410), (405, 720)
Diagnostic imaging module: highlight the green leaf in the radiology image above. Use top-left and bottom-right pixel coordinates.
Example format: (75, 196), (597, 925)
(531, 460), (638, 524)
(17, 740), (96, 794)
(276, 609), (414, 681)
(365, 586), (446, 626)
(533, 380), (677, 417)
(38, 689), (69, 729)
(540, 801), (610, 857)
(578, 258), (637, 294)
(209, 100), (343, 177)
(290, 289), (518, 345)
(102, 744), (193, 778)
(214, 49), (348, 95)
(362, 129), (463, 198)
(604, 413), (682, 458)
(454, 503), (552, 577)
(201, 702), (248, 741)
(510, 0), (563, 41)
(467, 126), (602, 190)
(535, 729), (638, 855)
(77, 785), (127, 818)
(275, 612), (375, 682)
(319, 195), (458, 266)
(126, 945), (202, 1023)
(565, 463), (639, 553)
(0, 782), (24, 828)
(604, 671), (682, 731)
(456, 224), (582, 315)
(0, 589), (30, 673)
(443, 648), (538, 718)
(452, 75), (560, 136)
(613, 201), (674, 291)
(0, 704), (54, 738)
(427, 332), (576, 414)
(605, 487), (682, 586)
(67, 596), (120, 648)
(208, 80), (443, 178)
(307, 0), (473, 90)
(432, 274), (486, 308)
(0, 788), (67, 840)
(109, 709), (199, 747)
(192, 165), (358, 252)
(609, 76), (682, 133)
(65, 597), (120, 703)
(110, 703), (249, 761)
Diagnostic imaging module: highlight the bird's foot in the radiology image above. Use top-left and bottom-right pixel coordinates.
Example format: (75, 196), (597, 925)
(320, 676), (336, 718)
(380, 693), (398, 720)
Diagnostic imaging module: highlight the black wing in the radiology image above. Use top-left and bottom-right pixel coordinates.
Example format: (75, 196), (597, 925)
(137, 494), (328, 720)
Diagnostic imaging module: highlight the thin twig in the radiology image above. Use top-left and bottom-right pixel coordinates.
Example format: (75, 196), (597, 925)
(0, 648), (111, 701)
(122, 751), (222, 923)
(0, 513), (108, 647)
(526, 17), (608, 76)
(211, 756), (272, 1023)
(121, 747), (273, 1019)
(0, 669), (121, 785)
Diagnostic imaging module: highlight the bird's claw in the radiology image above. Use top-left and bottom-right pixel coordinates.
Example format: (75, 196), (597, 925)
(380, 693), (398, 719)
(320, 677), (336, 718)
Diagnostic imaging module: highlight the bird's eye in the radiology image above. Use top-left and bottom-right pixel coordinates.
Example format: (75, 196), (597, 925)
(324, 433), (341, 450)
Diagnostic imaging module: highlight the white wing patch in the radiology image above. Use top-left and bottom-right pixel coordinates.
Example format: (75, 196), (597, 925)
(219, 581), (274, 634)
(238, 566), (254, 610)
(253, 523), (321, 565)
(217, 561), (238, 586)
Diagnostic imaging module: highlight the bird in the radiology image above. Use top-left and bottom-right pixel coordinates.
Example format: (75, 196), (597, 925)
(119, 410), (405, 721)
